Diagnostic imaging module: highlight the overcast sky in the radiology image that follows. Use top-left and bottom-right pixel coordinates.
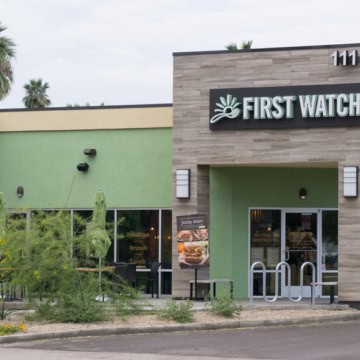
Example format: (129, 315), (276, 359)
(1, 0), (359, 109)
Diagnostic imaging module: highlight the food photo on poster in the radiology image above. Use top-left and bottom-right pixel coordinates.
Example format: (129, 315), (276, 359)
(176, 214), (209, 268)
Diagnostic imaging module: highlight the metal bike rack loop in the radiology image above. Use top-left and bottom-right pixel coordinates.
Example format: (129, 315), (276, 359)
(250, 261), (316, 305)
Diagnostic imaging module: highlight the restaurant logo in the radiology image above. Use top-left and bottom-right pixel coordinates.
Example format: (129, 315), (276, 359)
(209, 84), (360, 130)
(210, 94), (241, 124)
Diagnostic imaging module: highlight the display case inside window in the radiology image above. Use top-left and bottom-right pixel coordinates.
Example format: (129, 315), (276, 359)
(117, 210), (159, 269)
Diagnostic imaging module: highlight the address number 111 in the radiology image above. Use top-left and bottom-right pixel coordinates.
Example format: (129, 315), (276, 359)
(331, 50), (358, 66)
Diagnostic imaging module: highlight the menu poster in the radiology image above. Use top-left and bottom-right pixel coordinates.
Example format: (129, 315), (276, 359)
(177, 214), (209, 269)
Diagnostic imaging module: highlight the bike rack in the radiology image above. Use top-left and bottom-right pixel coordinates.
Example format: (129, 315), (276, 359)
(250, 261), (316, 305)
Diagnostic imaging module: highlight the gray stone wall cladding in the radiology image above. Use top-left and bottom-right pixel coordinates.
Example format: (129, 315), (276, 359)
(172, 46), (360, 300)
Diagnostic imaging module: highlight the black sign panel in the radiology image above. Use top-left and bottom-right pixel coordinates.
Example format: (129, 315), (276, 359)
(209, 83), (360, 130)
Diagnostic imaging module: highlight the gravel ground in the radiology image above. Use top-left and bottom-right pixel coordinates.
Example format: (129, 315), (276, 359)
(1, 307), (359, 335)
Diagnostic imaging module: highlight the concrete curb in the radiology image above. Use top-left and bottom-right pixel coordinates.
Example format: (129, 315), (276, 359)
(1, 312), (360, 344)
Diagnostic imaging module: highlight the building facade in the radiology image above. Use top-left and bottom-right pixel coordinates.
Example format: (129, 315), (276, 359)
(172, 43), (360, 302)
(0, 104), (173, 294)
(2, 43), (360, 302)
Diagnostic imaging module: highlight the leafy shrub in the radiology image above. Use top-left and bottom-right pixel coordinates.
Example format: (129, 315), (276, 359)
(159, 300), (194, 323)
(208, 295), (240, 318)
(0, 210), (141, 323)
(51, 272), (108, 323)
(54, 293), (106, 323)
(0, 323), (26, 336)
(0, 210), (76, 301)
(112, 283), (141, 319)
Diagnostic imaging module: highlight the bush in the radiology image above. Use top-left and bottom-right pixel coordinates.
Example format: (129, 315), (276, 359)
(113, 284), (141, 319)
(0, 323), (26, 336)
(0, 210), (76, 301)
(51, 272), (108, 323)
(159, 300), (194, 323)
(0, 210), (141, 323)
(208, 295), (240, 318)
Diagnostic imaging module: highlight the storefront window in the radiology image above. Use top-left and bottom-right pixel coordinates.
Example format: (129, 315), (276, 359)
(250, 209), (281, 295)
(161, 272), (172, 294)
(117, 210), (159, 269)
(322, 210), (338, 270)
(161, 210), (172, 269)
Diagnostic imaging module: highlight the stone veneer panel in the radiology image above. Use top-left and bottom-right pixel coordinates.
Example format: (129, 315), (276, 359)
(173, 46), (360, 300)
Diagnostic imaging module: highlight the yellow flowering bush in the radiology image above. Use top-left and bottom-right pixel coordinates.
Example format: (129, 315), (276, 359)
(0, 322), (26, 336)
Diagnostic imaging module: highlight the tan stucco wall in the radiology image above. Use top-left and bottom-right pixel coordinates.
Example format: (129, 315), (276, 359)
(0, 105), (172, 132)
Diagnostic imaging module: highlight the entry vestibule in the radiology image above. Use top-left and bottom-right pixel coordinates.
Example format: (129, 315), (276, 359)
(209, 166), (338, 299)
(250, 208), (338, 299)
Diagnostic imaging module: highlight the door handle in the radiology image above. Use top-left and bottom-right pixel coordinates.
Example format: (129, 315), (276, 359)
(284, 250), (290, 261)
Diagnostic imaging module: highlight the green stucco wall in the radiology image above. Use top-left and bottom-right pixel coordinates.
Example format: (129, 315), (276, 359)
(0, 128), (172, 209)
(209, 167), (338, 299)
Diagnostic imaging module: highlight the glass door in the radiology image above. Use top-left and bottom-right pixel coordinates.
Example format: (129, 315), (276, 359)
(282, 211), (318, 297)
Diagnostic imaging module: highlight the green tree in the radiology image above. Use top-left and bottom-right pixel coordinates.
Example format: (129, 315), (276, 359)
(0, 23), (16, 101)
(225, 40), (253, 51)
(23, 78), (51, 108)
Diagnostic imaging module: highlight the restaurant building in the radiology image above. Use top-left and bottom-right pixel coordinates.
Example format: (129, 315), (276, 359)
(2, 43), (360, 302)
(172, 43), (360, 302)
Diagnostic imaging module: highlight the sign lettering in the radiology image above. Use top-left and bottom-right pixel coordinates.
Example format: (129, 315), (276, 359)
(209, 84), (360, 130)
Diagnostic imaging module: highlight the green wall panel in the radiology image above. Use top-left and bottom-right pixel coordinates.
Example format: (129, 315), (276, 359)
(210, 167), (338, 299)
(0, 128), (172, 209)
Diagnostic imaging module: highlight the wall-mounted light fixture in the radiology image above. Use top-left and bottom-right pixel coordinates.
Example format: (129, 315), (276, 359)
(299, 188), (307, 200)
(176, 169), (190, 199)
(77, 163), (89, 172)
(83, 149), (97, 156)
(343, 166), (358, 197)
(16, 186), (24, 198)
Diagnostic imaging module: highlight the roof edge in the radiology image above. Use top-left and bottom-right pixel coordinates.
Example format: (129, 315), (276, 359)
(0, 103), (172, 113)
(173, 42), (360, 57)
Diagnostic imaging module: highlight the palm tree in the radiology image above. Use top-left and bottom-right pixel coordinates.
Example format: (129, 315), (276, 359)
(22, 79), (51, 108)
(225, 42), (239, 51)
(0, 23), (16, 101)
(225, 40), (253, 51)
(241, 40), (253, 49)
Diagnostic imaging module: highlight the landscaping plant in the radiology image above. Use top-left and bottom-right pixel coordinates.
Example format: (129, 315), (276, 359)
(208, 294), (240, 318)
(159, 299), (194, 323)
(0, 210), (140, 323)
(0, 323), (26, 336)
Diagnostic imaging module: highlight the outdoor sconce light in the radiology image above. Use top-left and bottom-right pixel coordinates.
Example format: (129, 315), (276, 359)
(299, 188), (307, 200)
(176, 169), (190, 199)
(83, 149), (97, 156)
(343, 166), (358, 197)
(16, 186), (24, 198)
(77, 163), (89, 172)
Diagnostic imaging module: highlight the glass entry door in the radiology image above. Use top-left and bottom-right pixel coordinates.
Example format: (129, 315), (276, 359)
(282, 211), (318, 297)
